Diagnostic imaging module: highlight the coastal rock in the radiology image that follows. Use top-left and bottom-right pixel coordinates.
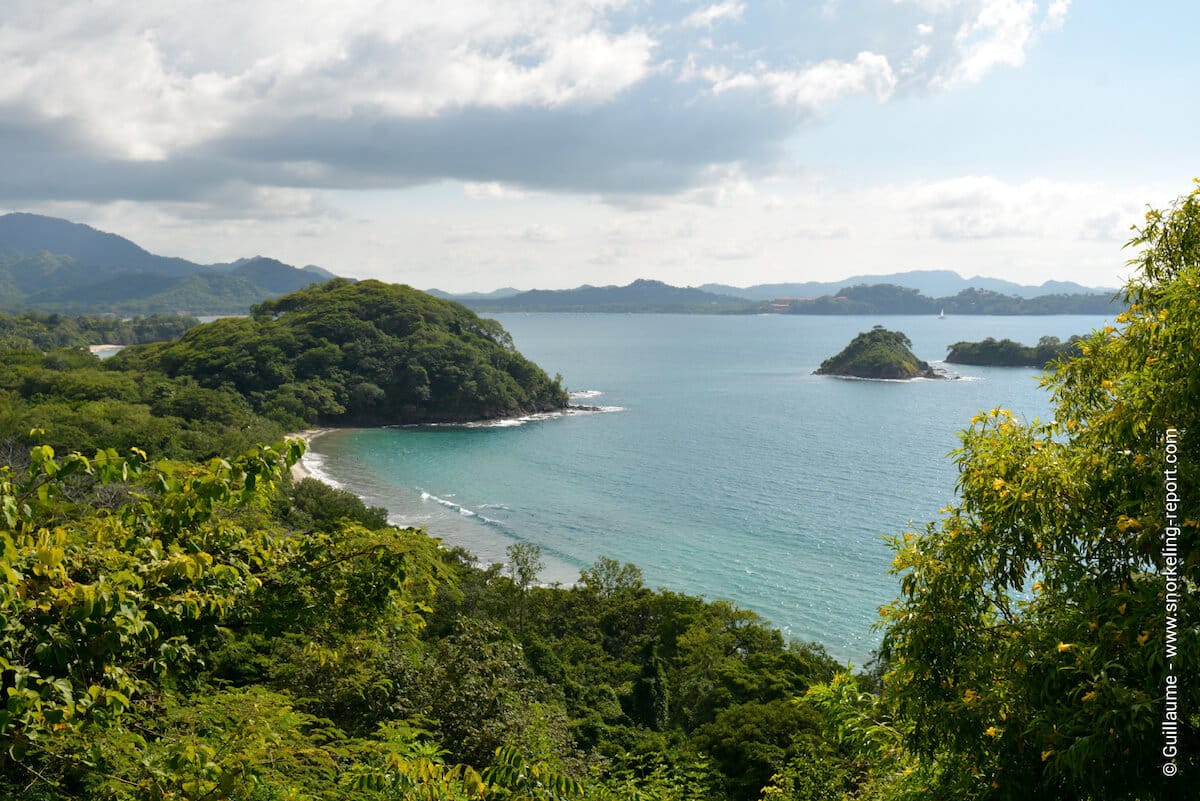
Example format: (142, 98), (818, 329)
(815, 326), (944, 380)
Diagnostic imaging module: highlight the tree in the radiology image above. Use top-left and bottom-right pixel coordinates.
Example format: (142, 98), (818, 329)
(879, 183), (1200, 799)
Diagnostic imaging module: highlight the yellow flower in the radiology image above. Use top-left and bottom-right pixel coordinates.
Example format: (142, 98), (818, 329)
(963, 688), (980, 703)
(1137, 630), (1150, 646)
(1134, 454), (1146, 466)
(1081, 690), (1097, 703)
(1101, 380), (1114, 390)
(992, 477), (1006, 490)
(985, 726), (999, 737)
(1159, 309), (1168, 321)
(1057, 642), (1072, 653)
(1042, 750), (1054, 762)
(1118, 602), (1127, 614)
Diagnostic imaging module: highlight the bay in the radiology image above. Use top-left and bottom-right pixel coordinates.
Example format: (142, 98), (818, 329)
(305, 313), (1109, 663)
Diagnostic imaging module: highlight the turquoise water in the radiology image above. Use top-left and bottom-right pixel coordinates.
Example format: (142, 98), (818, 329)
(306, 314), (1108, 663)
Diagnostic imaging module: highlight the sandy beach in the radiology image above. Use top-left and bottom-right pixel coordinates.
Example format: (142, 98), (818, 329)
(87, 344), (125, 358)
(285, 428), (335, 481)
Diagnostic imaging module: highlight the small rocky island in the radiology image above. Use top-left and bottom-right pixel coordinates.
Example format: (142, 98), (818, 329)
(816, 326), (944, 380)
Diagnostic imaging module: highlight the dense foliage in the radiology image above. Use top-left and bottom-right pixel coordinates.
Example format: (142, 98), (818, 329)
(0, 434), (856, 799)
(0, 347), (286, 463)
(815, 326), (940, 380)
(945, 335), (1086, 367)
(115, 279), (569, 428)
(813, 184), (1200, 800)
(0, 288), (861, 799)
(4, 187), (1196, 800)
(0, 311), (197, 350)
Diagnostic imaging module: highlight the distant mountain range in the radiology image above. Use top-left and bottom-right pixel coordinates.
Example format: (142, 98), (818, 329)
(425, 287), (523, 302)
(0, 211), (1119, 317)
(442, 277), (1120, 315)
(433, 270), (1117, 311)
(699, 269), (1117, 301)
(449, 279), (750, 313)
(0, 213), (337, 314)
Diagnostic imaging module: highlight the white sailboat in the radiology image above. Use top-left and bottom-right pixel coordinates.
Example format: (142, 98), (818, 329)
(938, 308), (945, 319)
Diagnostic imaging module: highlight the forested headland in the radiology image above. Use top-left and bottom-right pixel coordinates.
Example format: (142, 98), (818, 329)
(945, 335), (1085, 367)
(2, 185), (1199, 800)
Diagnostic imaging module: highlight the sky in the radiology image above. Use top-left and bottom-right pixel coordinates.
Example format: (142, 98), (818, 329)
(1, 0), (1196, 292)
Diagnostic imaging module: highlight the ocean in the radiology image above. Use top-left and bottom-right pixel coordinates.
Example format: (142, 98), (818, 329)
(304, 313), (1109, 663)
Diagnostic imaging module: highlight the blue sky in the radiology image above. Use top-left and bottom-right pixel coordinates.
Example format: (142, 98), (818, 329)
(0, 1), (1195, 291)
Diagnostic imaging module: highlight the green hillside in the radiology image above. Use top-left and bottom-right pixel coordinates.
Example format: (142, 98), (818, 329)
(816, 326), (941, 379)
(115, 278), (569, 427)
(0, 213), (335, 314)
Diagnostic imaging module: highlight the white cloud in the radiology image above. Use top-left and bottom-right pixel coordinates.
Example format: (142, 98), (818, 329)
(1042, 0), (1071, 31)
(935, 0), (1039, 88)
(522, 223), (565, 243)
(29, 174), (1157, 292)
(707, 52), (897, 108)
(683, 2), (747, 30)
(1079, 208), (1138, 242)
(0, 1), (656, 161)
(902, 44), (933, 74)
(872, 176), (1130, 243)
(464, 182), (529, 201)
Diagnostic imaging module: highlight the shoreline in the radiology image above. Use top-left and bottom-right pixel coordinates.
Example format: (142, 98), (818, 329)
(282, 404), (609, 482)
(284, 427), (338, 482)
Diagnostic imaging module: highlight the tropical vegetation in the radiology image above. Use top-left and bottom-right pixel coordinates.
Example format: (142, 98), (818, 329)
(944, 335), (1086, 367)
(2, 183), (1198, 800)
(0, 311), (197, 351)
(113, 279), (569, 428)
(815, 327), (941, 380)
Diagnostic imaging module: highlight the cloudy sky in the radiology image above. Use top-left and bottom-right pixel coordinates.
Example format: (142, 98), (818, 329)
(1, 1), (1196, 291)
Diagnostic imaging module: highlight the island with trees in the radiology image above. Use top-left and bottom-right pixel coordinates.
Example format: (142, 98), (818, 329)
(815, 326), (944, 380)
(945, 335), (1085, 367)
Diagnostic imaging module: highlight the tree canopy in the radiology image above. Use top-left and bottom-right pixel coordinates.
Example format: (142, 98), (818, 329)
(868, 182), (1200, 799)
(945, 335), (1086, 367)
(816, 327), (941, 380)
(116, 279), (568, 428)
